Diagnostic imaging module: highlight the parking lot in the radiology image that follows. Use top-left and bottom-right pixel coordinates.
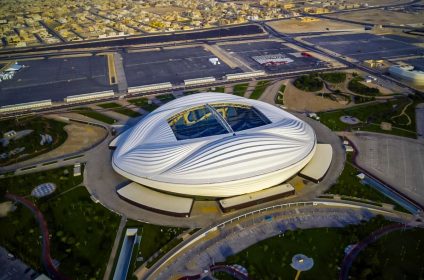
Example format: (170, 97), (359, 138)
(123, 46), (241, 87)
(405, 57), (424, 70)
(304, 33), (424, 61)
(0, 56), (112, 106)
(350, 132), (424, 207)
(219, 40), (326, 73)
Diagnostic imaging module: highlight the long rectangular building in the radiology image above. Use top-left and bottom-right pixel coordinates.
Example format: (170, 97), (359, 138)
(219, 184), (295, 212)
(127, 82), (172, 94)
(64, 90), (114, 103)
(0, 99), (52, 113)
(225, 71), (265, 81)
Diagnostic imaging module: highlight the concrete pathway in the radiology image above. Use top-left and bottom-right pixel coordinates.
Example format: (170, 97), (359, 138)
(114, 52), (128, 94)
(88, 104), (130, 124)
(145, 203), (412, 280)
(243, 80), (257, 98)
(259, 79), (285, 105)
(103, 215), (127, 280)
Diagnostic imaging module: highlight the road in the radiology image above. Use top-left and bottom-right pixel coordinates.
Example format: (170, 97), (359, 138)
(143, 201), (414, 280)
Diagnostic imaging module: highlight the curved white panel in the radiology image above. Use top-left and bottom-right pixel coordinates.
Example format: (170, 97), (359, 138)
(112, 92), (317, 197)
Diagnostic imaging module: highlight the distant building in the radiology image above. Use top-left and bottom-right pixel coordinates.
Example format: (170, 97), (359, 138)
(364, 59), (385, 68)
(389, 64), (424, 85)
(5, 63), (23, 72)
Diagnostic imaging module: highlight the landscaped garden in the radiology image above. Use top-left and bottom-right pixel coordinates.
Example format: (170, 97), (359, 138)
(71, 107), (117, 124)
(233, 83), (249, 96)
(319, 72), (347, 84)
(350, 227), (424, 279)
(0, 116), (68, 166)
(98, 102), (141, 118)
(317, 98), (419, 138)
(348, 76), (380, 96)
(128, 97), (159, 112)
(210, 86), (225, 93)
(222, 216), (423, 280)
(249, 80), (270, 100)
(325, 156), (402, 208)
(293, 74), (323, 92)
(156, 93), (176, 103)
(0, 166), (120, 279)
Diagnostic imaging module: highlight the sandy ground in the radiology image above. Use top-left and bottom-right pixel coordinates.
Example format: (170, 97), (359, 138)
(15, 120), (107, 165)
(327, 9), (424, 26)
(284, 79), (348, 112)
(0, 201), (15, 217)
(268, 18), (362, 33)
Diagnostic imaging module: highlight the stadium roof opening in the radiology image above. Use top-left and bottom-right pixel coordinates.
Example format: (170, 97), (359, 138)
(168, 103), (271, 140)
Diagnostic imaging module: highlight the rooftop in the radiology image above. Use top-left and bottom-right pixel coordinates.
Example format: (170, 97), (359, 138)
(168, 103), (271, 140)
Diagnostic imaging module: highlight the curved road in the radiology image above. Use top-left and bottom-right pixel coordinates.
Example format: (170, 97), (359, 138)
(142, 201), (413, 280)
(339, 223), (413, 280)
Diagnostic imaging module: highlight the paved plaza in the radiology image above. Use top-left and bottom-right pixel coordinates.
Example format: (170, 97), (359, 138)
(347, 132), (424, 207)
(145, 205), (409, 280)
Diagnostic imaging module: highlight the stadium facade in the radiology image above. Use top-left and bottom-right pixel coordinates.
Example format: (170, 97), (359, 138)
(112, 93), (316, 197)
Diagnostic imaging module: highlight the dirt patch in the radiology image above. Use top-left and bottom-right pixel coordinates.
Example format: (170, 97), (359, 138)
(0, 201), (16, 217)
(268, 18), (362, 33)
(284, 79), (348, 112)
(15, 121), (107, 165)
(327, 9), (424, 26)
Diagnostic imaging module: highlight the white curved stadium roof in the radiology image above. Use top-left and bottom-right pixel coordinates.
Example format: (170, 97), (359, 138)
(112, 92), (316, 197)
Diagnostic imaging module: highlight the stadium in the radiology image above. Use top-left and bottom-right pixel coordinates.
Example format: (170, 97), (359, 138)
(111, 92), (317, 197)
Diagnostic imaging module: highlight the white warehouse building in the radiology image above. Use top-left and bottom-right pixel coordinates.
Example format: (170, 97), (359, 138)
(111, 93), (317, 197)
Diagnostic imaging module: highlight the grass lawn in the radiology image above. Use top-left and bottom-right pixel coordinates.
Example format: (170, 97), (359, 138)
(210, 86), (225, 93)
(348, 77), (380, 96)
(293, 74), (323, 92)
(183, 90), (201, 95)
(0, 116), (68, 166)
(98, 102), (141, 118)
(223, 216), (407, 280)
(233, 83), (249, 96)
(249, 81), (270, 100)
(317, 99), (418, 138)
(350, 227), (424, 279)
(156, 94), (176, 103)
(71, 107), (116, 124)
(325, 158), (398, 204)
(127, 97), (158, 112)
(319, 72), (346, 84)
(0, 166), (120, 279)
